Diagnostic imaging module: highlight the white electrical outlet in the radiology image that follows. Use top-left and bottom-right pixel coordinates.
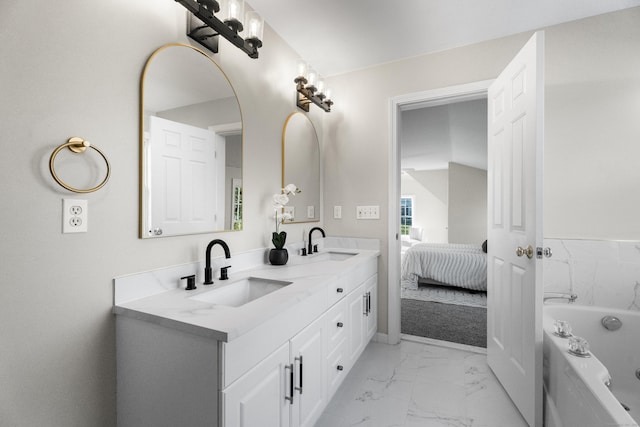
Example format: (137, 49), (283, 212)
(63, 199), (88, 233)
(307, 206), (315, 218)
(356, 205), (380, 220)
(333, 205), (342, 219)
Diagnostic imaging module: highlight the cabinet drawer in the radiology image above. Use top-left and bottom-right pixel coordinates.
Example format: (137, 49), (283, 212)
(326, 338), (348, 397)
(325, 298), (347, 355)
(327, 275), (348, 306)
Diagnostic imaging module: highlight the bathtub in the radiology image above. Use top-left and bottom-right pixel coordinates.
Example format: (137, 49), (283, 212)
(543, 304), (639, 427)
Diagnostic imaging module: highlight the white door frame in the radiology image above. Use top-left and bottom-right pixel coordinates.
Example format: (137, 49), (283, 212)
(387, 80), (493, 345)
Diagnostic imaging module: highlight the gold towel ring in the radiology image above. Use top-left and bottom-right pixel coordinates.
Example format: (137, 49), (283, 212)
(49, 137), (111, 193)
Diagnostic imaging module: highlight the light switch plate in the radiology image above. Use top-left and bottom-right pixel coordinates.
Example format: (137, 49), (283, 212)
(333, 205), (342, 219)
(307, 206), (315, 218)
(356, 205), (380, 220)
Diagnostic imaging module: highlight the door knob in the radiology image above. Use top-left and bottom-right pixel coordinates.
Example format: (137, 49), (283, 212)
(516, 245), (534, 259)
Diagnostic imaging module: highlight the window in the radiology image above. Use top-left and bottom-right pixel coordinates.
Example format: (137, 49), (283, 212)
(400, 196), (413, 235)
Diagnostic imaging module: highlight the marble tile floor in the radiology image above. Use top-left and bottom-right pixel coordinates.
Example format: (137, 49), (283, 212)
(316, 336), (528, 427)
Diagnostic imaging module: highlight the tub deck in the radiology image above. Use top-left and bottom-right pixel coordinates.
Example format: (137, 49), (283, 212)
(543, 304), (639, 427)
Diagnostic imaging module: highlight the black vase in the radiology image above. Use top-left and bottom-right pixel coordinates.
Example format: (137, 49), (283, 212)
(269, 248), (289, 265)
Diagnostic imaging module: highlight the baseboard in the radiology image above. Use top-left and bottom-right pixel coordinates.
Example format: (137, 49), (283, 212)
(401, 334), (487, 354)
(374, 332), (390, 344)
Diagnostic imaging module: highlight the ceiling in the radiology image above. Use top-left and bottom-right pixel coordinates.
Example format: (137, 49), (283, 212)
(245, 1), (640, 172)
(401, 99), (488, 172)
(247, 0), (640, 77)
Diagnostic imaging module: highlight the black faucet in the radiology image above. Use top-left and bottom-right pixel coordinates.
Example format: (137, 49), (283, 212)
(308, 227), (325, 254)
(204, 239), (231, 285)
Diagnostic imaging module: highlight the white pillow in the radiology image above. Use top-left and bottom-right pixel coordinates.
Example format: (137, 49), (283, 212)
(409, 227), (423, 241)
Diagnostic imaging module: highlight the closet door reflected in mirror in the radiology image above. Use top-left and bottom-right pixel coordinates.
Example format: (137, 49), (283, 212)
(282, 112), (320, 223)
(140, 43), (243, 238)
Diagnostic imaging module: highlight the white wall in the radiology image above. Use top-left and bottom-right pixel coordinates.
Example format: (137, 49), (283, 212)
(324, 7), (640, 334)
(0, 1), (322, 425)
(448, 163), (487, 244)
(401, 170), (449, 243)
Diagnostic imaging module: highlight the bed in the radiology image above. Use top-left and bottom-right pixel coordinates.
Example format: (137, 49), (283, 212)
(401, 243), (487, 291)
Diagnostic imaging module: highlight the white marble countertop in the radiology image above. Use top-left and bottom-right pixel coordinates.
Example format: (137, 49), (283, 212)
(114, 247), (380, 342)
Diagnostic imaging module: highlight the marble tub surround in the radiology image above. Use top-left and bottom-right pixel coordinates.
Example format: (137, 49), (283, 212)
(543, 238), (640, 311)
(114, 241), (380, 342)
(316, 340), (528, 427)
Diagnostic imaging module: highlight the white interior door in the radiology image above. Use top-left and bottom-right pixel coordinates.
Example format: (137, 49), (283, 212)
(487, 31), (544, 427)
(149, 116), (217, 236)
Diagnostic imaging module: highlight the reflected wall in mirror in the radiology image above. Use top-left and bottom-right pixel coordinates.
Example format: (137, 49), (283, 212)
(140, 43), (243, 238)
(282, 112), (320, 223)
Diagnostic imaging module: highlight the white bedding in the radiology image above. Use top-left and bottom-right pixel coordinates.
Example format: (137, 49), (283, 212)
(401, 243), (487, 291)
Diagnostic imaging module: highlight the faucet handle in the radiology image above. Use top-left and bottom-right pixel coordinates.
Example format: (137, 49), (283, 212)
(219, 266), (231, 280)
(181, 275), (197, 291)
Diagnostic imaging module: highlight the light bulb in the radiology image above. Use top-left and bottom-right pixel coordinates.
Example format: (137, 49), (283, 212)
(307, 68), (317, 88)
(230, 0), (244, 20)
(324, 88), (332, 101)
(316, 79), (325, 95)
(296, 60), (308, 80)
(222, 0), (244, 26)
(244, 11), (263, 42)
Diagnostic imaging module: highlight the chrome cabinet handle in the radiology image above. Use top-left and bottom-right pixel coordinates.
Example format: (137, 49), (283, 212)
(337, 322), (343, 328)
(337, 365), (344, 371)
(336, 287), (344, 293)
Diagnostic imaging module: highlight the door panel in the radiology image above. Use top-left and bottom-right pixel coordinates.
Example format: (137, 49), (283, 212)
(487, 31), (544, 427)
(149, 115), (217, 236)
(291, 318), (326, 427)
(222, 342), (291, 427)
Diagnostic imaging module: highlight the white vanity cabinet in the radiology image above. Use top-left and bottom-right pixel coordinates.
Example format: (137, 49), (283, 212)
(221, 342), (291, 427)
(222, 315), (326, 427)
(347, 274), (377, 366)
(115, 251), (378, 427)
(222, 273), (377, 427)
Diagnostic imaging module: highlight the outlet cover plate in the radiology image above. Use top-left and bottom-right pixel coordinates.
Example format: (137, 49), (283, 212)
(63, 199), (88, 233)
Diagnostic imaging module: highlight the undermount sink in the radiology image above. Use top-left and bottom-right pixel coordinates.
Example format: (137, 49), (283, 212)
(190, 277), (293, 307)
(309, 251), (358, 262)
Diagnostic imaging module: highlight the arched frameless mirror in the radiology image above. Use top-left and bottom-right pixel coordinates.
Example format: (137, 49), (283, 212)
(282, 112), (320, 223)
(140, 43), (243, 238)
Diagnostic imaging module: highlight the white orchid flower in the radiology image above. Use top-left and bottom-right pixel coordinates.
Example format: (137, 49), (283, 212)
(272, 193), (289, 208)
(283, 183), (299, 195)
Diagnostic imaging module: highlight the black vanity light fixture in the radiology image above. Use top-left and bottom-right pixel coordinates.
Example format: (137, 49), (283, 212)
(295, 60), (333, 113)
(175, 0), (264, 58)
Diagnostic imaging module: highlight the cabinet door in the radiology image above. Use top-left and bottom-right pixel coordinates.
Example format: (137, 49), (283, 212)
(290, 316), (326, 427)
(347, 283), (366, 366)
(365, 275), (377, 342)
(326, 338), (348, 397)
(222, 342), (291, 427)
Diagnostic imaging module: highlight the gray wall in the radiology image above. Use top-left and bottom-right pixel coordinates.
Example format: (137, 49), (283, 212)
(2, 2), (639, 425)
(448, 163), (487, 244)
(0, 1), (323, 425)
